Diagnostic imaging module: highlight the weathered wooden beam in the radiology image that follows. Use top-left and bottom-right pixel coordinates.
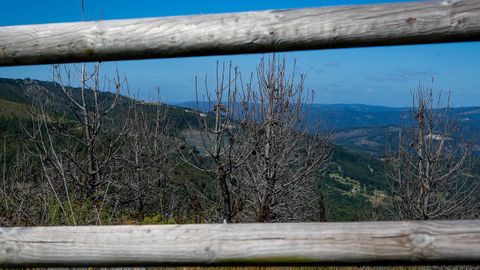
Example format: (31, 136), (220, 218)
(0, 0), (480, 66)
(1, 220), (480, 267)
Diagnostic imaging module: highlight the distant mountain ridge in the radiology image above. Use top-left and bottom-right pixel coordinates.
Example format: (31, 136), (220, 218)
(174, 101), (480, 130)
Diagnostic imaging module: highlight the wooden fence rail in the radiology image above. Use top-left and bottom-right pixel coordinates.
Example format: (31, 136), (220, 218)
(1, 220), (480, 267)
(1, 0), (480, 66)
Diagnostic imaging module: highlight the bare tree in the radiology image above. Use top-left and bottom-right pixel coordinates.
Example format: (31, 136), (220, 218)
(18, 63), (130, 225)
(49, 63), (128, 202)
(26, 101), (78, 224)
(386, 85), (479, 220)
(179, 62), (255, 223)
(116, 89), (178, 219)
(240, 56), (334, 222)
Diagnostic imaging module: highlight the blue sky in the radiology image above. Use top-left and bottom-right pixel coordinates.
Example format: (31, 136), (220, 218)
(0, 0), (479, 107)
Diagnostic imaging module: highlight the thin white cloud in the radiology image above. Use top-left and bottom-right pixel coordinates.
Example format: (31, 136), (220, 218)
(366, 68), (439, 82)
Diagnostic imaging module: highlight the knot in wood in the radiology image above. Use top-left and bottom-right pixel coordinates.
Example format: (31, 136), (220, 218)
(410, 233), (434, 248)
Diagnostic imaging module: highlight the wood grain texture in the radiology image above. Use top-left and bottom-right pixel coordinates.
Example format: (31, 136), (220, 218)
(1, 0), (480, 66)
(1, 220), (480, 267)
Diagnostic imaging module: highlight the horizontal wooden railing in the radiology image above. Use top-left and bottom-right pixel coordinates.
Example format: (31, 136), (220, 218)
(1, 0), (480, 66)
(1, 220), (480, 267)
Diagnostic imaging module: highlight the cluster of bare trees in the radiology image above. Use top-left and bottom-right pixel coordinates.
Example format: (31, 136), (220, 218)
(242, 58), (333, 222)
(181, 56), (334, 223)
(0, 63), (180, 226)
(385, 85), (479, 220)
(1, 56), (333, 226)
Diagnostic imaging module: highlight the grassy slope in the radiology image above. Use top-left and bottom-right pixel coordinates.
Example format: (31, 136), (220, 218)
(0, 98), (31, 119)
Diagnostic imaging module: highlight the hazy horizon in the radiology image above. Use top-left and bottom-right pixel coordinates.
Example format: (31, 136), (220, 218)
(2, 75), (479, 109)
